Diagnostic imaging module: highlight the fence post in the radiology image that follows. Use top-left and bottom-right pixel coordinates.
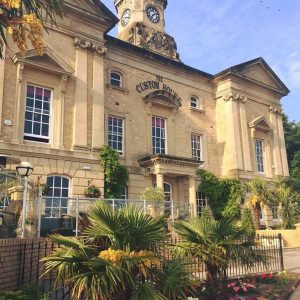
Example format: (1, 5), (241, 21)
(36, 188), (42, 237)
(171, 201), (174, 224)
(75, 196), (79, 237)
(278, 233), (284, 271)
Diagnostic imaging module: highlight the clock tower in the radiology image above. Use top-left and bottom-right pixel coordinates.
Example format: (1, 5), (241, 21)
(114, 0), (179, 60)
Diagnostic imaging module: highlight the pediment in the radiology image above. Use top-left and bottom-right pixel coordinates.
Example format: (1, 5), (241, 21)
(215, 58), (289, 96)
(63, 0), (118, 26)
(143, 90), (182, 109)
(12, 47), (73, 76)
(249, 116), (273, 132)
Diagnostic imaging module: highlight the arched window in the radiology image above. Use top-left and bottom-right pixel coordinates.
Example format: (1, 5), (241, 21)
(110, 72), (122, 87)
(190, 96), (202, 110)
(45, 175), (70, 218)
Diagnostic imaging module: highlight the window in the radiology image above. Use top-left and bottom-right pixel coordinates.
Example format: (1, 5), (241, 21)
(110, 72), (122, 87)
(272, 207), (279, 220)
(196, 192), (208, 218)
(255, 139), (265, 173)
(108, 116), (124, 155)
(120, 186), (128, 200)
(191, 134), (202, 161)
(190, 96), (198, 109)
(152, 116), (166, 154)
(24, 85), (51, 143)
(0, 195), (10, 210)
(45, 176), (69, 218)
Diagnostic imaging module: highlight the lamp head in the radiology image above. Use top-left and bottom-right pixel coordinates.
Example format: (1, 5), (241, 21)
(16, 162), (34, 177)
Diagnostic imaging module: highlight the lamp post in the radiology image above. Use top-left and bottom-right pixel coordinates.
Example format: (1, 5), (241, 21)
(16, 162), (34, 238)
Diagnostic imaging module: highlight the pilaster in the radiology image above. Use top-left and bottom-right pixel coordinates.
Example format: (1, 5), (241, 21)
(0, 44), (5, 141)
(12, 63), (24, 144)
(269, 106), (283, 176)
(73, 39), (88, 150)
(91, 49), (106, 151)
(156, 173), (164, 189)
(277, 113), (289, 176)
(189, 176), (197, 217)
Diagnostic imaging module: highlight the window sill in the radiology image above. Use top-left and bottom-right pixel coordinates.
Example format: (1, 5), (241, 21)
(23, 139), (51, 148)
(106, 84), (129, 94)
(190, 107), (205, 113)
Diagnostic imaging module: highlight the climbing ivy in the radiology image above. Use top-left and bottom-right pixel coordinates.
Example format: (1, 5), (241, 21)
(99, 145), (129, 199)
(196, 169), (248, 220)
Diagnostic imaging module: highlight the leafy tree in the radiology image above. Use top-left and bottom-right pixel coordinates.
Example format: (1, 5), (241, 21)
(197, 169), (248, 220)
(141, 187), (166, 202)
(282, 114), (300, 183)
(0, 0), (63, 59)
(43, 202), (196, 300)
(174, 214), (265, 299)
(99, 145), (129, 199)
(240, 207), (255, 237)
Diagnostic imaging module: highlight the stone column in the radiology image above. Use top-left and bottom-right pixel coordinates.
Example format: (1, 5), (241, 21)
(12, 63), (24, 143)
(73, 45), (88, 150)
(189, 176), (197, 217)
(156, 173), (164, 189)
(54, 75), (68, 149)
(240, 101), (252, 172)
(277, 114), (289, 176)
(0, 43), (5, 141)
(264, 205), (273, 228)
(91, 49), (106, 150)
(222, 92), (245, 172)
(269, 108), (283, 176)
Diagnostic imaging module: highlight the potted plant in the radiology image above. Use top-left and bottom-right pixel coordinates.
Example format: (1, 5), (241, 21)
(85, 184), (101, 199)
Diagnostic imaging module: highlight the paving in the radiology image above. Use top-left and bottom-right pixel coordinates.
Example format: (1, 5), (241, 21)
(283, 250), (300, 300)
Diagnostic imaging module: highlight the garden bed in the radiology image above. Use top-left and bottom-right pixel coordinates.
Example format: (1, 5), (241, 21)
(192, 272), (300, 300)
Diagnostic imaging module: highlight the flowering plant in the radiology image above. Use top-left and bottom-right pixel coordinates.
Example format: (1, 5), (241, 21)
(227, 279), (256, 296)
(85, 184), (101, 198)
(254, 272), (274, 283)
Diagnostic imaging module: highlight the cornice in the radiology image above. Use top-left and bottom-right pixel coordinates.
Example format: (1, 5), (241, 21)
(138, 154), (203, 168)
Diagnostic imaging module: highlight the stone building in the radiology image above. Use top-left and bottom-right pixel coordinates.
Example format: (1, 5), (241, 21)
(0, 0), (289, 228)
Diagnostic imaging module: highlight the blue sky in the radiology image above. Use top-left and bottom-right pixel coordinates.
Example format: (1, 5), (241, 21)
(102, 0), (300, 122)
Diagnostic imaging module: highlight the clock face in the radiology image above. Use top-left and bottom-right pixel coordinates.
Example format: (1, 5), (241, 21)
(146, 6), (160, 23)
(121, 9), (131, 26)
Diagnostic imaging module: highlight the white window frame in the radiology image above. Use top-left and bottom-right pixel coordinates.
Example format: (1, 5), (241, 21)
(24, 84), (52, 144)
(190, 96), (198, 109)
(44, 175), (70, 218)
(271, 206), (279, 220)
(196, 192), (208, 218)
(191, 133), (202, 161)
(255, 139), (265, 174)
(110, 72), (123, 87)
(108, 116), (125, 155)
(152, 116), (167, 155)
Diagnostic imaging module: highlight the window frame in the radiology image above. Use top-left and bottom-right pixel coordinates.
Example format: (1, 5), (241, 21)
(191, 133), (202, 161)
(196, 192), (208, 218)
(255, 139), (265, 174)
(23, 84), (52, 144)
(44, 175), (70, 219)
(108, 115), (125, 156)
(271, 206), (279, 220)
(110, 71), (123, 88)
(152, 116), (167, 155)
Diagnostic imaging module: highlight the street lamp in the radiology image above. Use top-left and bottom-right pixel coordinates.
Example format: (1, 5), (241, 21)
(16, 162), (34, 238)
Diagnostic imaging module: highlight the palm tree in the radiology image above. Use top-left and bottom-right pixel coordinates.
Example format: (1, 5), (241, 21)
(0, 0), (64, 59)
(247, 177), (272, 229)
(43, 202), (195, 300)
(274, 185), (300, 229)
(173, 213), (265, 299)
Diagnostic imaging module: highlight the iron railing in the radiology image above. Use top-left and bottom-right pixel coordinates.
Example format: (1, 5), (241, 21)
(0, 234), (284, 299)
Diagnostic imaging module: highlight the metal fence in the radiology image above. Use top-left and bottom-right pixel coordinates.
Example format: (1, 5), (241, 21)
(0, 234), (283, 299)
(39, 197), (191, 237)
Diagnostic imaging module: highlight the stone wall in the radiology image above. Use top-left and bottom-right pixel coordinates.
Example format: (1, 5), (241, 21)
(0, 238), (55, 292)
(257, 224), (300, 248)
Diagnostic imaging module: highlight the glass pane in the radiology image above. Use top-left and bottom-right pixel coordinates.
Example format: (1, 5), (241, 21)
(35, 100), (42, 110)
(34, 113), (41, 122)
(53, 198), (60, 207)
(42, 124), (49, 136)
(43, 103), (50, 114)
(24, 121), (32, 134)
(54, 188), (61, 197)
(36, 88), (43, 99)
(61, 198), (68, 207)
(62, 177), (69, 188)
(33, 122), (40, 135)
(44, 90), (51, 101)
(61, 189), (68, 198)
(54, 176), (61, 187)
(26, 98), (34, 108)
